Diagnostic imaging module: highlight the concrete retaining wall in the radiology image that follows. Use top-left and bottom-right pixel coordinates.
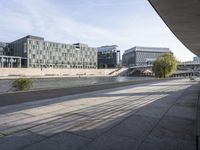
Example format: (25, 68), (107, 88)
(0, 68), (117, 78)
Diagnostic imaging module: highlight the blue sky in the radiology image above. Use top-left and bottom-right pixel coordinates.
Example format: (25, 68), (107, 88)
(0, 0), (195, 61)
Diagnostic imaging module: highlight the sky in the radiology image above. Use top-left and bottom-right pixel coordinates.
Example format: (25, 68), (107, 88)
(0, 0), (195, 61)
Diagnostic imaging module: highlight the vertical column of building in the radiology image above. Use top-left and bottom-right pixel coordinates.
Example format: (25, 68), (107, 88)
(10, 57), (13, 68)
(117, 50), (120, 67)
(5, 57), (7, 67)
(18, 58), (21, 68)
(0, 56), (2, 68)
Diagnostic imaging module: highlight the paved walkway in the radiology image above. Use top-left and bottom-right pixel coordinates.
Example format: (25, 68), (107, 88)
(0, 79), (199, 150)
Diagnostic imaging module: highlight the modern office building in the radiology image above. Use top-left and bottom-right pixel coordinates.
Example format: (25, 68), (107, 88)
(122, 46), (171, 67)
(193, 57), (200, 63)
(0, 42), (22, 68)
(97, 45), (120, 68)
(0, 42), (7, 55)
(2, 35), (97, 68)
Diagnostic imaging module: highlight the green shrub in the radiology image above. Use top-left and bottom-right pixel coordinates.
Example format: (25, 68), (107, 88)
(13, 78), (33, 91)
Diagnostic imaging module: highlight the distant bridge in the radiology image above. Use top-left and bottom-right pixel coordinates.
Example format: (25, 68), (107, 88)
(129, 65), (153, 69)
(170, 70), (200, 77)
(127, 63), (200, 77)
(129, 63), (200, 70)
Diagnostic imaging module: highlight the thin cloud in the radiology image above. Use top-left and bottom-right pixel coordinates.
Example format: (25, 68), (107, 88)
(0, 0), (195, 61)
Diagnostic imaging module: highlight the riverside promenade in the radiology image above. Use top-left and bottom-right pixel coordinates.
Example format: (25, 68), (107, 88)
(0, 79), (199, 150)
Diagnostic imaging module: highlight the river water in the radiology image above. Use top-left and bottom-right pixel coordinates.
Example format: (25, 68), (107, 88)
(0, 76), (155, 93)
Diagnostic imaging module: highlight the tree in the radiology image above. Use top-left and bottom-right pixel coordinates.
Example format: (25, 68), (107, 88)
(153, 53), (177, 78)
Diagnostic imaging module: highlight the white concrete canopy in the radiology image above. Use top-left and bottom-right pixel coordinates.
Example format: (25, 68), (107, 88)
(149, 0), (200, 56)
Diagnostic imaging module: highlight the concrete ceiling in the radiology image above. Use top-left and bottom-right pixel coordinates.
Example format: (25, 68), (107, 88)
(148, 0), (200, 56)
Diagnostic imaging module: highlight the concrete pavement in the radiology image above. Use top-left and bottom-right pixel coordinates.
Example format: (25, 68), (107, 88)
(0, 79), (199, 150)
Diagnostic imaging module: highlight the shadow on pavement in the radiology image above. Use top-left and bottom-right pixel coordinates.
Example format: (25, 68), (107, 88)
(0, 82), (199, 150)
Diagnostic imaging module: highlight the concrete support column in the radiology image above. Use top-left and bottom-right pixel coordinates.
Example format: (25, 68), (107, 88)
(6, 57), (8, 68)
(10, 57), (13, 68)
(2, 57), (5, 68)
(0, 57), (2, 68)
(19, 58), (21, 68)
(2, 57), (4, 68)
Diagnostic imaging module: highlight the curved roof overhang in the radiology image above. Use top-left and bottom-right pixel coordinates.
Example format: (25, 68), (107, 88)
(148, 0), (200, 56)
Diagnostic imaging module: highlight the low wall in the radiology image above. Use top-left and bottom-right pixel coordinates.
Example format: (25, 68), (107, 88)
(0, 68), (117, 78)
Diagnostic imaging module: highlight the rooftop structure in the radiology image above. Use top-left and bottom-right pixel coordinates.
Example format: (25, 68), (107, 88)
(97, 45), (118, 52)
(124, 46), (170, 54)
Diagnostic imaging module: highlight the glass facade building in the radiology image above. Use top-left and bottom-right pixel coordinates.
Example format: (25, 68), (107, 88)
(122, 46), (171, 67)
(8, 35), (97, 68)
(193, 57), (200, 63)
(0, 42), (23, 68)
(0, 42), (8, 55)
(97, 45), (120, 68)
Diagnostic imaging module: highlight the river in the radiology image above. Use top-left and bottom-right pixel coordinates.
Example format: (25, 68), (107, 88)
(0, 76), (155, 93)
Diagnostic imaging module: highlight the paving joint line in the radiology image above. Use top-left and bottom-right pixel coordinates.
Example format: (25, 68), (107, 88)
(0, 85), (179, 137)
(77, 85), (183, 150)
(135, 84), (196, 150)
(0, 81), (188, 150)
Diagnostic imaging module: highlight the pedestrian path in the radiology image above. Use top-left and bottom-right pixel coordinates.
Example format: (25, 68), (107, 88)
(0, 79), (199, 150)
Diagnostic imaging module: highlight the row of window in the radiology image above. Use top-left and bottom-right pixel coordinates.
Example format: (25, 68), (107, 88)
(28, 50), (96, 58)
(29, 45), (96, 53)
(28, 40), (95, 51)
(29, 60), (96, 66)
(30, 54), (96, 62)
(29, 64), (97, 69)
